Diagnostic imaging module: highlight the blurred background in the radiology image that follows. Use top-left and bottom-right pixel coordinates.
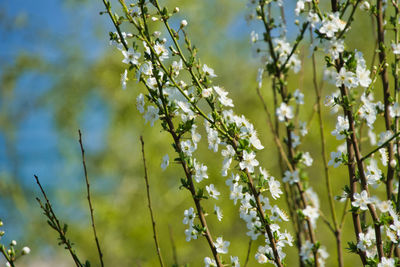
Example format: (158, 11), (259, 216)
(0, 0), (378, 266)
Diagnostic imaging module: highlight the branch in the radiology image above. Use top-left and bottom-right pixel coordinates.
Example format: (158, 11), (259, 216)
(361, 131), (400, 161)
(243, 239), (252, 267)
(140, 136), (165, 267)
(78, 130), (104, 267)
(34, 175), (84, 267)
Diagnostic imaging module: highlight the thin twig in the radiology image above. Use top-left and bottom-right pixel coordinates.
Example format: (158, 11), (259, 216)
(168, 225), (178, 266)
(140, 136), (165, 267)
(310, 24), (343, 267)
(243, 239), (252, 267)
(361, 131), (400, 161)
(34, 175), (84, 267)
(78, 130), (104, 267)
(376, 0), (395, 201)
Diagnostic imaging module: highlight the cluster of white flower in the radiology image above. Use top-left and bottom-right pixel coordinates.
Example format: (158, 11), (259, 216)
(0, 220), (30, 266)
(105, 0), (400, 265)
(246, 1), (330, 265)
(109, 2), (299, 265)
(300, 241), (329, 267)
(357, 227), (377, 258)
(183, 207), (198, 242)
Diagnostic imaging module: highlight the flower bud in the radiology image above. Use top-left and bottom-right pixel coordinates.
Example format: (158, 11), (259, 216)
(180, 19), (188, 28)
(153, 31), (161, 38)
(390, 159), (397, 168)
(173, 7), (180, 13)
(202, 88), (212, 98)
(11, 240), (17, 246)
(0, 220), (3, 227)
(151, 16), (158, 22)
(0, 231), (5, 237)
(22, 246), (31, 255)
(360, 1), (370, 11)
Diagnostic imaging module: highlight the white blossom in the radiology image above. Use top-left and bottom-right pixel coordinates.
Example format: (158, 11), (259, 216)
(206, 184), (220, 200)
(185, 227), (198, 242)
(136, 94), (145, 113)
(214, 237), (230, 254)
(283, 170), (299, 185)
(144, 105), (159, 127)
(365, 159), (381, 186)
(161, 154), (169, 170)
(239, 151), (259, 173)
(276, 102), (294, 122)
(303, 205), (319, 228)
(301, 152), (313, 167)
(181, 140), (196, 156)
(323, 38), (344, 60)
(206, 124), (221, 152)
(213, 86), (234, 107)
(378, 258), (395, 267)
(389, 102), (400, 118)
(203, 64), (217, 78)
(335, 67), (358, 88)
(319, 12), (346, 38)
(356, 66), (371, 88)
(308, 12), (320, 28)
(230, 256), (240, 267)
(183, 207), (195, 225)
(214, 205), (223, 221)
(293, 89), (304, 105)
(392, 43), (400, 55)
(352, 190), (371, 210)
(121, 69), (128, 90)
(331, 115), (349, 140)
(122, 48), (141, 65)
(299, 121), (308, 136)
(204, 257), (217, 267)
(154, 42), (169, 61)
(230, 183), (244, 205)
(172, 59), (183, 76)
(269, 176), (283, 200)
(194, 159), (208, 183)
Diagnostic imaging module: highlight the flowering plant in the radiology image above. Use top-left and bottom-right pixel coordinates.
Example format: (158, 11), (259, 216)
(97, 0), (400, 266)
(3, 0), (400, 266)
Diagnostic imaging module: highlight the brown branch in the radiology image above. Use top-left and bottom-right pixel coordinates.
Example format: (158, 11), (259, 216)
(34, 175), (83, 267)
(139, 136), (165, 267)
(78, 130), (104, 267)
(310, 26), (343, 267)
(259, 2), (320, 264)
(245, 169), (284, 267)
(339, 81), (383, 262)
(377, 0), (396, 201)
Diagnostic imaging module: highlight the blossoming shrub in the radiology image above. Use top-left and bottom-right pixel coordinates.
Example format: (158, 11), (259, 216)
(3, 0), (400, 266)
(97, 0), (400, 266)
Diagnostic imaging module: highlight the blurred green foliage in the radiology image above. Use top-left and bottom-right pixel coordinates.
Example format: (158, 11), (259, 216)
(0, 0), (385, 266)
